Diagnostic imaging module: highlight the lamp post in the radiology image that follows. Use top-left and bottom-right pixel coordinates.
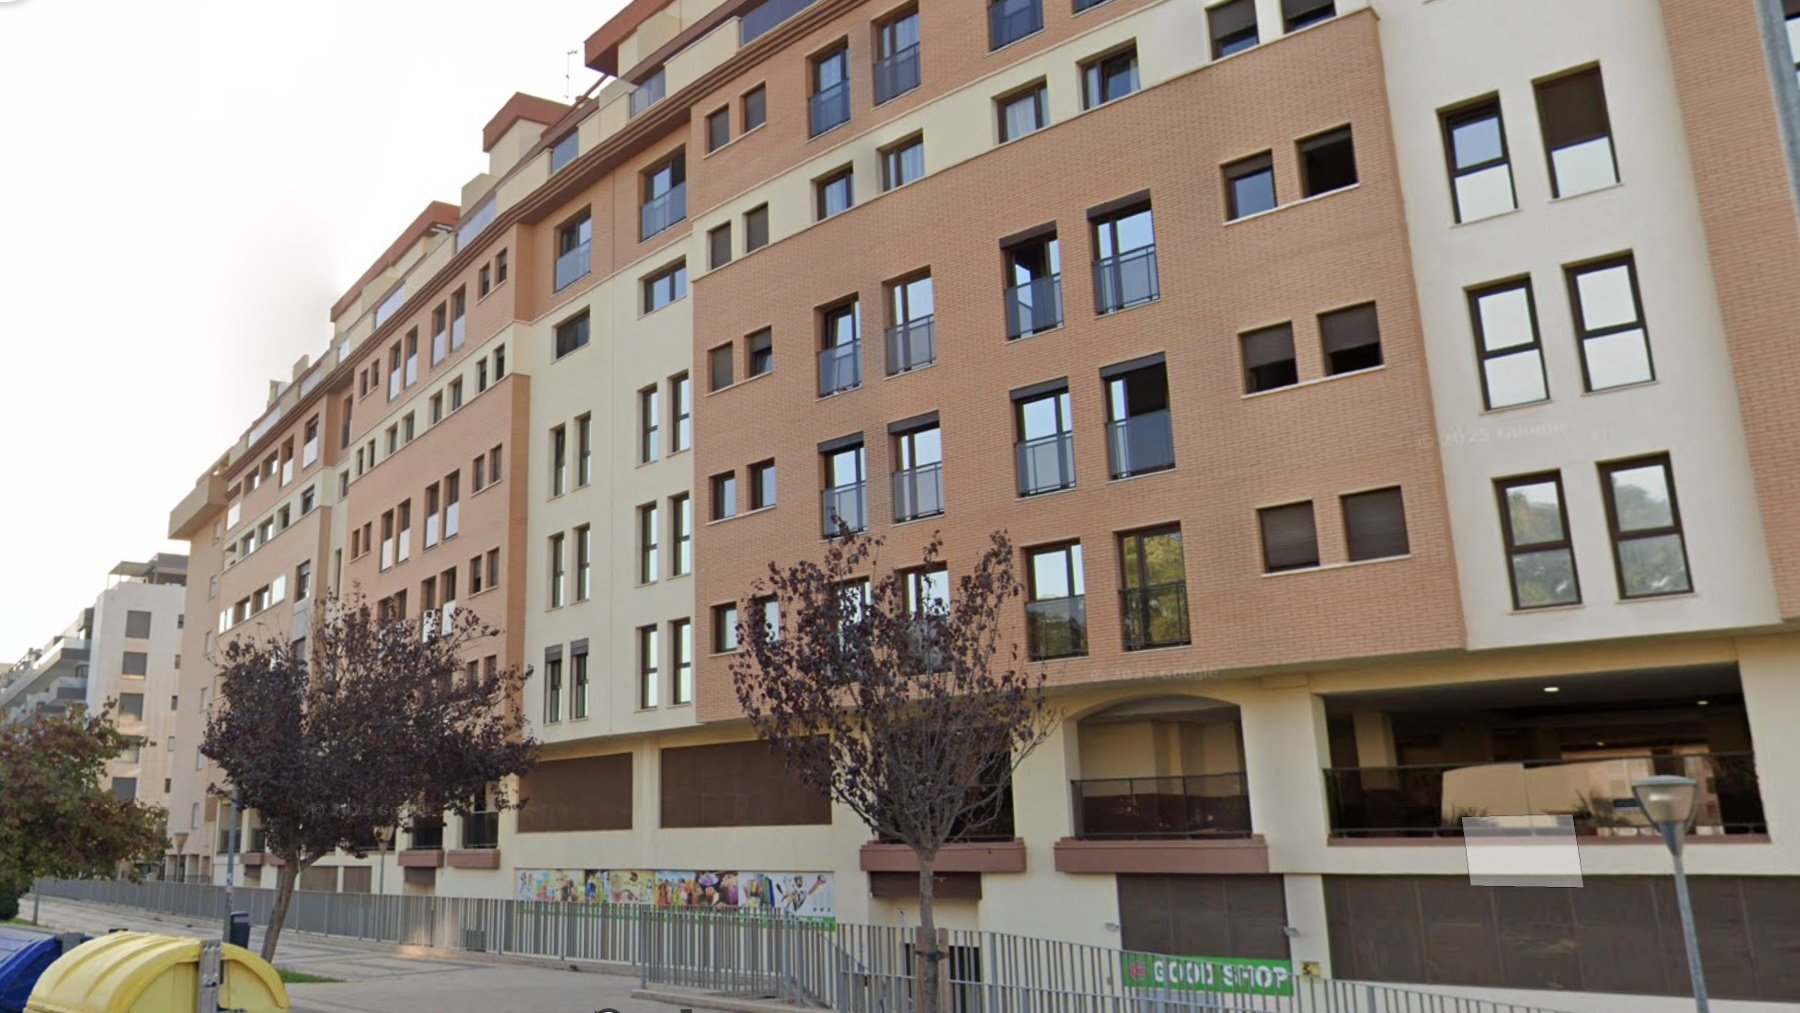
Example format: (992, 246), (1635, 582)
(222, 789), (241, 942)
(172, 831), (190, 883)
(1633, 774), (1709, 1012)
(375, 825), (394, 940)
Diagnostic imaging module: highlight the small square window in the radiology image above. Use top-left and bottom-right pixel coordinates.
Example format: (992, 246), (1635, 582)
(743, 85), (767, 130)
(1319, 302), (1382, 375)
(1298, 127), (1357, 197)
(1241, 323), (1297, 393)
(1259, 502), (1319, 572)
(643, 261), (688, 313)
(745, 204), (770, 251)
(1224, 152), (1277, 219)
(998, 82), (1049, 142)
(554, 312), (590, 359)
(1342, 487), (1409, 561)
(817, 167), (854, 220)
(1209, 0), (1259, 58)
(881, 135), (925, 191)
(1081, 46), (1138, 108)
(1282, 0), (1334, 32)
(706, 107), (730, 153)
(708, 224), (732, 270)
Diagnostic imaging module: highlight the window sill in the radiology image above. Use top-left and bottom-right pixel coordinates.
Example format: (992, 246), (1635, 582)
(1018, 483), (1078, 501)
(1618, 590), (1698, 605)
(1509, 602), (1584, 616)
(1107, 467), (1176, 486)
(884, 361), (937, 381)
(1480, 398), (1553, 417)
(892, 512), (945, 529)
(702, 122), (765, 162)
(471, 483), (501, 499)
(1121, 642), (1193, 655)
(807, 120), (852, 144)
(639, 296), (686, 320)
(709, 649), (740, 659)
(1223, 182), (1362, 228)
(817, 385), (863, 403)
(1094, 296), (1160, 321)
(1581, 378), (1659, 397)
(705, 370), (774, 397)
(987, 26), (1045, 55)
(475, 278), (508, 307)
(1260, 554), (1412, 578)
(1242, 363), (1388, 401)
(1549, 179), (1623, 204)
(1450, 205), (1521, 229)
(1005, 323), (1064, 342)
(469, 586), (500, 602)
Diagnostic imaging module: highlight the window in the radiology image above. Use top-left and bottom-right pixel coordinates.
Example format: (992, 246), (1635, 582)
(122, 651), (149, 677)
(1566, 255), (1653, 391)
(1209, 0), (1258, 57)
(1343, 487), (1409, 561)
(880, 135), (925, 191)
(451, 288), (466, 350)
(478, 264), (491, 298)
(1469, 279), (1549, 409)
(118, 692), (145, 721)
(549, 533), (566, 608)
(470, 553), (484, 594)
(1535, 66), (1617, 198)
(748, 328), (774, 377)
(642, 153), (687, 240)
(1282, 0), (1334, 31)
(706, 107), (731, 152)
(893, 421), (944, 521)
(887, 274), (935, 374)
(708, 224), (732, 270)
(745, 204), (770, 251)
(750, 459), (777, 509)
(575, 414), (592, 487)
(571, 643), (589, 720)
(302, 416), (320, 468)
(710, 344), (735, 392)
(638, 625), (660, 708)
(711, 472), (738, 520)
(1081, 46), (1139, 108)
(639, 503), (660, 583)
(449, 378), (463, 411)
(1092, 204), (1157, 313)
(672, 373), (693, 451)
(1259, 502), (1319, 572)
(672, 619), (694, 705)
(477, 358), (488, 392)
(874, 8), (921, 103)
(1241, 323), (1297, 393)
(713, 603), (740, 653)
(998, 82), (1048, 142)
(989, 0), (1043, 49)
(495, 249), (508, 286)
(1320, 302), (1382, 374)
(1004, 233), (1062, 338)
(822, 440), (869, 535)
(639, 386), (661, 462)
(489, 445), (503, 482)
(673, 494), (693, 574)
(550, 131), (579, 172)
(631, 67), (666, 115)
(810, 44), (851, 136)
(296, 560), (312, 601)
(644, 261), (688, 312)
(1015, 384), (1075, 495)
(1788, 0), (1800, 85)
(551, 424), (568, 496)
(1224, 152), (1276, 219)
(574, 525), (592, 602)
(1496, 473), (1581, 608)
(1025, 543), (1086, 659)
(1600, 455), (1692, 598)
(301, 486), (315, 514)
(125, 610), (153, 639)
(554, 311), (590, 359)
(112, 778), (137, 801)
(388, 342), (402, 399)
(1119, 527), (1189, 649)
(743, 85), (767, 131)
(486, 549), (500, 590)
(544, 651), (562, 723)
(1104, 358), (1174, 478)
(430, 393), (444, 424)
(1299, 127), (1357, 196)
(817, 167), (854, 220)
(819, 301), (862, 395)
(1441, 97), (1516, 222)
(556, 211), (592, 291)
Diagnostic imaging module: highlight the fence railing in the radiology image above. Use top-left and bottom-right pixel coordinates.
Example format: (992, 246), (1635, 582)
(35, 879), (1582, 1013)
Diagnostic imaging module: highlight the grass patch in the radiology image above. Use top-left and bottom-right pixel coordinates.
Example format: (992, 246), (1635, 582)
(1, 918), (36, 927)
(276, 968), (341, 984)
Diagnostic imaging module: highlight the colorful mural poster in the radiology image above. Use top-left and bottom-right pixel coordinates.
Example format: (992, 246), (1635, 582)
(768, 871), (835, 920)
(607, 869), (654, 905)
(736, 872), (779, 913)
(515, 868), (604, 903)
(514, 867), (835, 922)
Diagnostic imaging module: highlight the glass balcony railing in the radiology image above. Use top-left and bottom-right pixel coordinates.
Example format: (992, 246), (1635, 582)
(1324, 752), (1766, 838)
(407, 821), (444, 850)
(1072, 774), (1251, 839)
(1120, 581), (1190, 650)
(810, 81), (851, 136)
(1016, 432), (1075, 496)
(1025, 596), (1086, 660)
(874, 44), (921, 104)
(555, 241), (591, 292)
(818, 340), (862, 396)
(988, 0), (1043, 49)
(640, 183), (687, 241)
(1004, 275), (1062, 339)
(1106, 410), (1175, 479)
(740, 0), (816, 44)
(822, 482), (868, 537)
(885, 316), (935, 374)
(461, 811), (499, 850)
(1093, 245), (1160, 314)
(893, 463), (944, 522)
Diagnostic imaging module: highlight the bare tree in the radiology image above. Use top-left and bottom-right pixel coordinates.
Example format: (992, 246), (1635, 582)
(202, 593), (537, 959)
(731, 530), (1054, 1013)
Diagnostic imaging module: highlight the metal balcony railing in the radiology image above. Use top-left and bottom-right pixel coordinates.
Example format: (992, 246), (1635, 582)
(461, 812), (499, 850)
(1016, 432), (1075, 496)
(1093, 245), (1160, 314)
(1072, 774), (1252, 839)
(892, 463), (944, 522)
(407, 821), (445, 851)
(1004, 275), (1062, 338)
(1106, 410), (1174, 479)
(873, 44), (921, 104)
(884, 316), (935, 374)
(988, 0), (1043, 49)
(1120, 581), (1189, 650)
(554, 241), (591, 292)
(821, 482), (868, 537)
(640, 182), (687, 241)
(818, 340), (862, 396)
(809, 81), (850, 136)
(1025, 596), (1086, 660)
(740, 0), (815, 44)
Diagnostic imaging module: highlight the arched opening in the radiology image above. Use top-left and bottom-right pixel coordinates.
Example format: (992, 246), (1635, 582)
(1071, 695), (1249, 839)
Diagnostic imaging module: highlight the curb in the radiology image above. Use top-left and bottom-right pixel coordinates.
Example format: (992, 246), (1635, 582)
(632, 987), (815, 1012)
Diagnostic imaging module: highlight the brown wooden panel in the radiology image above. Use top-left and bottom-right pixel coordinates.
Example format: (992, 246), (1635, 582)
(659, 741), (831, 828)
(299, 865), (338, 892)
(869, 871), (982, 901)
(517, 753), (632, 833)
(341, 866), (372, 894)
(1117, 874), (1288, 959)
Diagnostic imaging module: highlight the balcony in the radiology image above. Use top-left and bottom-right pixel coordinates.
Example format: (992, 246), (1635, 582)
(554, 241), (591, 292)
(1324, 753), (1765, 839)
(988, 0), (1043, 49)
(629, 70), (666, 117)
(1121, 582), (1190, 650)
(740, 0), (816, 44)
(1016, 432), (1075, 496)
(1025, 596), (1086, 660)
(1073, 775), (1251, 839)
(407, 821), (444, 850)
(885, 317), (935, 375)
(460, 811), (499, 849)
(822, 482), (868, 537)
(873, 44), (921, 104)
(1106, 411), (1175, 479)
(818, 340), (861, 396)
(640, 183), (687, 241)
(810, 81), (850, 137)
(1093, 246), (1160, 314)
(1004, 275), (1062, 339)
(893, 463), (944, 522)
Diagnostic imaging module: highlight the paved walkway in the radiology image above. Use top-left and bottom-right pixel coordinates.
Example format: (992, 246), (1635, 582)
(27, 896), (680, 1012)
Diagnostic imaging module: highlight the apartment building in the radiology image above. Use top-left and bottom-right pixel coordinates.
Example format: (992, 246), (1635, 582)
(162, 0), (1800, 1006)
(1, 554), (187, 812)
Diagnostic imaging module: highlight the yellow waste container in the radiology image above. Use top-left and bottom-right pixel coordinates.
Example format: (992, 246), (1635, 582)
(25, 932), (288, 1013)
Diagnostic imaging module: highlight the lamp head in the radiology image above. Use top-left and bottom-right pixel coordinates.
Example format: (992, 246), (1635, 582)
(1632, 774), (1699, 829)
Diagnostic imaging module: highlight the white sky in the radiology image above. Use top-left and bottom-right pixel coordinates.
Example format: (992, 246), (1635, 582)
(0, 0), (627, 657)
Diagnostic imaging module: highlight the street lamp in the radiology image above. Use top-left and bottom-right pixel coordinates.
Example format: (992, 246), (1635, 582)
(1632, 774), (1708, 1012)
(375, 825), (395, 940)
(172, 832), (190, 883)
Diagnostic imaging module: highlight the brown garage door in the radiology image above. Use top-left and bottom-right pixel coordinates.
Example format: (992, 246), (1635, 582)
(1117, 874), (1290, 959)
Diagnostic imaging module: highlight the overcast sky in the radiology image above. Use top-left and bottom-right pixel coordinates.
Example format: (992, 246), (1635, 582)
(0, 0), (625, 657)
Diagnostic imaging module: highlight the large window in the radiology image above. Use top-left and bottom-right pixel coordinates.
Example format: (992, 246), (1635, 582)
(1259, 501), (1319, 572)
(1468, 279), (1549, 409)
(822, 440), (868, 536)
(1104, 358), (1174, 478)
(553, 311), (590, 359)
(1441, 98), (1516, 223)
(874, 8), (921, 104)
(641, 153), (687, 240)
(892, 421), (944, 522)
(1566, 255), (1654, 391)
(988, 0), (1043, 50)
(810, 45), (851, 136)
(1091, 204), (1158, 313)
(886, 274), (935, 374)
(1026, 543), (1086, 659)
(1535, 66), (1618, 198)
(1004, 232), (1062, 338)
(819, 301), (862, 396)
(1015, 383), (1075, 496)
(1119, 527), (1189, 650)
(555, 211), (592, 291)
(1495, 472), (1580, 609)
(1600, 455), (1692, 599)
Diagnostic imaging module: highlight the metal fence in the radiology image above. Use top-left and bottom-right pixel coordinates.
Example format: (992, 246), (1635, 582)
(36, 879), (1578, 1013)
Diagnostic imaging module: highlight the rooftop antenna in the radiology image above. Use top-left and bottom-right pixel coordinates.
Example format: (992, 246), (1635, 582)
(565, 49), (578, 102)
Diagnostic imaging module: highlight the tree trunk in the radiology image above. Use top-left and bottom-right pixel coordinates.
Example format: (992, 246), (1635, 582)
(916, 853), (939, 1013)
(262, 861), (299, 962)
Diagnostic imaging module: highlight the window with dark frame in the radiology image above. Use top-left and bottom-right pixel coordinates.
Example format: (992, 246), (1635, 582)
(1103, 358), (1174, 478)
(672, 619), (694, 705)
(672, 373), (693, 451)
(822, 440), (869, 536)
(745, 204), (770, 251)
(639, 502), (660, 583)
(997, 81), (1049, 142)
(1342, 487), (1409, 561)
(642, 153), (687, 240)
(892, 420), (944, 522)
(710, 344), (735, 392)
(713, 602), (740, 653)
(748, 328), (774, 377)
(810, 44), (851, 136)
(571, 644), (589, 720)
(644, 260), (688, 313)
(1298, 127), (1357, 197)
(553, 311), (590, 359)
(1015, 384), (1075, 496)
(709, 224), (732, 270)
(1320, 302), (1382, 375)
(874, 7), (921, 104)
(886, 274), (935, 374)
(640, 386), (661, 462)
(1004, 232), (1062, 338)
(743, 85), (767, 130)
(550, 131), (579, 173)
(1281, 0), (1334, 31)
(1209, 0), (1258, 58)
(1495, 472), (1581, 609)
(817, 167), (854, 220)
(880, 135), (925, 191)
(711, 471), (738, 520)
(1259, 502), (1319, 572)
(1566, 254), (1654, 392)
(1600, 454), (1692, 599)
(1441, 97), (1516, 223)
(1081, 45), (1139, 108)
(819, 301), (862, 396)
(1026, 542), (1086, 659)
(672, 493), (693, 575)
(750, 459), (777, 508)
(989, 0), (1044, 50)
(1224, 152), (1277, 219)
(1241, 323), (1297, 393)
(575, 524), (592, 601)
(1091, 203), (1157, 313)
(548, 533), (566, 608)
(1535, 65), (1618, 198)
(1469, 278), (1549, 410)
(706, 107), (730, 153)
(638, 625), (659, 708)
(555, 211), (592, 290)
(1118, 526), (1189, 650)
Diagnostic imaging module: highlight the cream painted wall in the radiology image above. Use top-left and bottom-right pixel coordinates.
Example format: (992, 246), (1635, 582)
(1373, 0), (1780, 649)
(89, 577), (186, 809)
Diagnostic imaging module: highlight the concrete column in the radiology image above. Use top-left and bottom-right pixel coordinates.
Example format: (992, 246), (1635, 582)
(1351, 711), (1397, 767)
(1734, 636), (1800, 842)
(1282, 874), (1332, 979)
(1238, 678), (1331, 871)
